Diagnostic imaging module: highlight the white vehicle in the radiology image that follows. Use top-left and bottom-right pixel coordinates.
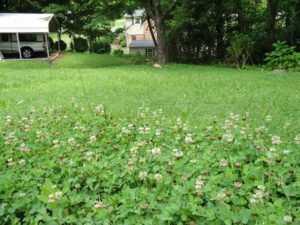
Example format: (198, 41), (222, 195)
(0, 33), (49, 58)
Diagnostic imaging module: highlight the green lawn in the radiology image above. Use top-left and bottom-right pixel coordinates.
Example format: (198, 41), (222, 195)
(1, 53), (300, 136)
(1, 53), (300, 224)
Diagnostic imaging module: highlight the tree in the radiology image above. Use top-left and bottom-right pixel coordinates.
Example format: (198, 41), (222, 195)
(137, 0), (179, 64)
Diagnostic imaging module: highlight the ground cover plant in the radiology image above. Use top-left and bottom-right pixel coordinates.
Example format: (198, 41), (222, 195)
(0, 102), (299, 224)
(0, 54), (300, 224)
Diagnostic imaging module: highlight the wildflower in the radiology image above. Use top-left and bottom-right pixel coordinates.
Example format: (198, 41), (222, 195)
(74, 184), (81, 189)
(94, 200), (104, 209)
(185, 134), (193, 144)
(266, 115), (272, 122)
(5, 116), (13, 124)
(67, 138), (76, 146)
(19, 192), (26, 197)
(52, 140), (59, 148)
(18, 159), (26, 165)
(283, 149), (290, 155)
(217, 191), (227, 201)
(195, 178), (204, 195)
(95, 104), (105, 114)
(250, 198), (258, 204)
(283, 215), (293, 223)
(137, 141), (147, 147)
(55, 191), (62, 200)
(173, 149), (184, 158)
(223, 133), (234, 143)
(140, 203), (148, 210)
(294, 134), (300, 145)
(234, 182), (242, 189)
(190, 159), (197, 164)
(276, 179), (284, 186)
(220, 159), (228, 168)
(89, 135), (97, 142)
(154, 174), (163, 183)
(139, 171), (148, 180)
(149, 148), (161, 156)
(145, 127), (150, 134)
(206, 126), (213, 131)
(130, 147), (138, 155)
(139, 157), (146, 164)
(7, 158), (15, 166)
(272, 135), (281, 145)
(155, 129), (161, 136)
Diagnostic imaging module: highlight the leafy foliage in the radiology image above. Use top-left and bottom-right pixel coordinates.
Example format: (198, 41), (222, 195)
(92, 41), (111, 54)
(1, 103), (299, 224)
(265, 41), (300, 70)
(70, 37), (89, 53)
(54, 40), (67, 51)
(226, 34), (253, 69)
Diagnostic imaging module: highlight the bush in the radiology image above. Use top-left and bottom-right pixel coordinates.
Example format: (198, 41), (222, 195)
(92, 41), (111, 54)
(226, 34), (253, 69)
(71, 37), (89, 52)
(0, 103), (299, 224)
(119, 33), (127, 48)
(112, 49), (124, 56)
(53, 40), (67, 51)
(265, 41), (300, 70)
(48, 37), (54, 49)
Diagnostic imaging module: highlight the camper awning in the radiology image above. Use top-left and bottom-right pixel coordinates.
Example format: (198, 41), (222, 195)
(0, 13), (60, 33)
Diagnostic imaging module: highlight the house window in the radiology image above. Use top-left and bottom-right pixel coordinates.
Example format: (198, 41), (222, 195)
(131, 35), (136, 41)
(134, 17), (141, 24)
(145, 48), (156, 56)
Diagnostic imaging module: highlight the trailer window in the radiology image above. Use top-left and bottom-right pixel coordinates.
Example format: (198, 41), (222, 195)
(19, 34), (37, 42)
(1, 34), (10, 42)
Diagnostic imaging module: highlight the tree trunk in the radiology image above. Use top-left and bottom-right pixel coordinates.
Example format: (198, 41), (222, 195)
(215, 0), (225, 61)
(146, 15), (158, 48)
(88, 33), (93, 53)
(154, 16), (167, 64)
(266, 0), (278, 40)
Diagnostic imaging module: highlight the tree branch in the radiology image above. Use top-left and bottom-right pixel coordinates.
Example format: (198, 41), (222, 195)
(163, 0), (178, 19)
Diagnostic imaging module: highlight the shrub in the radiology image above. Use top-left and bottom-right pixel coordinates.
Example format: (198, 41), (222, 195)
(119, 33), (127, 48)
(226, 34), (253, 69)
(112, 49), (124, 56)
(92, 41), (111, 54)
(265, 41), (300, 70)
(48, 37), (54, 49)
(70, 37), (89, 52)
(0, 103), (299, 224)
(53, 40), (67, 51)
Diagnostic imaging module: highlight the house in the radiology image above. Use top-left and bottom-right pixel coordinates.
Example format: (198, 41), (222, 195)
(124, 9), (156, 56)
(0, 13), (60, 60)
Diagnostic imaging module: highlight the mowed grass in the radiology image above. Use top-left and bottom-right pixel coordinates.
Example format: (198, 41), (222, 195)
(0, 53), (299, 137)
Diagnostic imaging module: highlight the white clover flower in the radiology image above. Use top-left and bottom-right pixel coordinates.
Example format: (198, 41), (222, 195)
(5, 116), (13, 124)
(89, 135), (97, 142)
(266, 115), (273, 122)
(130, 147), (138, 155)
(217, 191), (227, 201)
(190, 159), (197, 164)
(176, 118), (182, 126)
(55, 191), (62, 200)
(172, 149), (183, 158)
(139, 157), (146, 164)
(18, 159), (26, 165)
(94, 200), (104, 209)
(149, 148), (161, 156)
(257, 185), (265, 192)
(155, 129), (161, 136)
(185, 134), (193, 144)
(250, 198), (258, 204)
(283, 149), (290, 155)
(206, 126), (213, 131)
(139, 171), (148, 180)
(283, 215), (293, 223)
(222, 133), (234, 143)
(234, 182), (242, 189)
(67, 138), (76, 146)
(95, 105), (105, 114)
(272, 135), (281, 145)
(220, 159), (228, 168)
(154, 174), (163, 183)
(294, 134), (300, 145)
(144, 127), (150, 134)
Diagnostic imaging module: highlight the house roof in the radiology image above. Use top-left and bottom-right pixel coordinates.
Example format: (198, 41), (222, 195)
(0, 13), (60, 33)
(129, 40), (155, 48)
(125, 9), (145, 18)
